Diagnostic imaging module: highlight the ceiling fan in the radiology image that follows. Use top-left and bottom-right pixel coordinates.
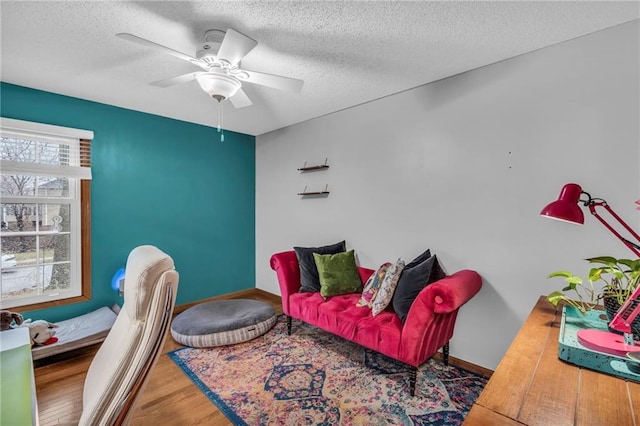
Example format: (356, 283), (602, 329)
(116, 28), (304, 109)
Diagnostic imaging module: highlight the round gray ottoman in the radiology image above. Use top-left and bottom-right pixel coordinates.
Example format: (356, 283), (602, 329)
(171, 299), (277, 347)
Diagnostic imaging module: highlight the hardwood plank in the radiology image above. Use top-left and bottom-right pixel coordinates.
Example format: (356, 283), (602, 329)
(474, 297), (557, 419)
(39, 402), (82, 420)
(133, 391), (232, 425)
(35, 354), (92, 384)
(464, 404), (523, 425)
(517, 316), (579, 426)
(627, 380), (640, 423)
(576, 368), (635, 426)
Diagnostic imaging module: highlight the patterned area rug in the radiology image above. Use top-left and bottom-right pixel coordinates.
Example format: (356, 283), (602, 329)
(168, 316), (487, 425)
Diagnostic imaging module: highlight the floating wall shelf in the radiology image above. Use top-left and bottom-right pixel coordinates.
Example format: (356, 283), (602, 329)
(298, 184), (330, 197)
(298, 158), (329, 172)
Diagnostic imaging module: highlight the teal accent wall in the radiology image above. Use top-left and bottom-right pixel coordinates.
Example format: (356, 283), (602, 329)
(1, 82), (256, 322)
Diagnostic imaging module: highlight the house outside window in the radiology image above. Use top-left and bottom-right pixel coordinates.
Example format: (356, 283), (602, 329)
(0, 117), (92, 310)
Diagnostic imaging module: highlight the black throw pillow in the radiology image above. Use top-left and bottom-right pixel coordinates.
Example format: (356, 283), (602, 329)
(294, 241), (346, 292)
(405, 249), (431, 269)
(392, 253), (445, 323)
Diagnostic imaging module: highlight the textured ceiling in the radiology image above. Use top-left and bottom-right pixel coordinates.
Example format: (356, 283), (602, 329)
(1, 1), (638, 136)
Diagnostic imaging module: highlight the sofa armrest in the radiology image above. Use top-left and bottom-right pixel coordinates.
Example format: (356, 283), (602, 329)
(400, 269), (482, 366)
(423, 270), (482, 314)
(357, 266), (375, 285)
(270, 251), (301, 315)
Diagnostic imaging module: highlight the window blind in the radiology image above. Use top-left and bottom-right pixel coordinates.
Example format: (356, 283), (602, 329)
(0, 118), (93, 179)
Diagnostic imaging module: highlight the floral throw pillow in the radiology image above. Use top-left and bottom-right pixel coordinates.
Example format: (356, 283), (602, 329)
(371, 258), (406, 316)
(357, 262), (392, 308)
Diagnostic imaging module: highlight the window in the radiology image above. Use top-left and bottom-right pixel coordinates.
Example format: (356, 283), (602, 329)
(0, 118), (92, 310)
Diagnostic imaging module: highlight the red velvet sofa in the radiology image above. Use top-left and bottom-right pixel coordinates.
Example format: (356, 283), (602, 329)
(270, 250), (482, 396)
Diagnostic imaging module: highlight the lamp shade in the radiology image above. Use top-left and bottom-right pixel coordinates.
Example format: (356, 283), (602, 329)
(196, 72), (241, 100)
(540, 183), (584, 224)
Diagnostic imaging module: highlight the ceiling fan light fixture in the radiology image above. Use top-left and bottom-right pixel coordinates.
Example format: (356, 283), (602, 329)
(232, 70), (250, 80)
(196, 73), (241, 101)
(117, 26), (302, 112)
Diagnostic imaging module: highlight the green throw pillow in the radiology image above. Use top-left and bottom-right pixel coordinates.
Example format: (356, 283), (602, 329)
(313, 250), (362, 299)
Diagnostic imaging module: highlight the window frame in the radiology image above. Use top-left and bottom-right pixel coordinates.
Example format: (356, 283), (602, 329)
(9, 176), (92, 311)
(0, 118), (92, 311)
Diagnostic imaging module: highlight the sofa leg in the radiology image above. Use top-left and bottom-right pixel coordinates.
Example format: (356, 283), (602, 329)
(443, 342), (449, 366)
(409, 367), (417, 397)
(286, 315), (292, 335)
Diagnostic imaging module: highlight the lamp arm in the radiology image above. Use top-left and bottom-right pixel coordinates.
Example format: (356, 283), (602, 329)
(608, 282), (640, 335)
(587, 200), (640, 257)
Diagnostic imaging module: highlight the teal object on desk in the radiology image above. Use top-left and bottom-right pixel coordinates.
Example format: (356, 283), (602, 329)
(1, 328), (35, 426)
(559, 306), (640, 382)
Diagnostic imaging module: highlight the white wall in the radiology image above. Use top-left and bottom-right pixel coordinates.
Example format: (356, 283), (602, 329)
(255, 21), (640, 370)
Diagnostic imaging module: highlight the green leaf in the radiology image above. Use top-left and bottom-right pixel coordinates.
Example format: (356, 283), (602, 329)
(586, 256), (618, 266)
(548, 271), (573, 279)
(564, 276), (582, 285)
(617, 258), (634, 267)
(612, 269), (624, 279)
(547, 291), (566, 307)
(588, 268), (603, 281)
(618, 258), (640, 272)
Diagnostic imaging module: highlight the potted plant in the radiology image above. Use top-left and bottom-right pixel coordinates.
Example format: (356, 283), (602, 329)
(547, 256), (640, 335)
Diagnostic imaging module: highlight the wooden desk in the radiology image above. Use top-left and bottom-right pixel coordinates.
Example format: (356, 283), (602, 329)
(465, 296), (640, 425)
(0, 327), (39, 426)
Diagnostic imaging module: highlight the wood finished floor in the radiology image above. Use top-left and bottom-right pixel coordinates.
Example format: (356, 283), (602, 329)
(34, 291), (282, 426)
(34, 290), (491, 425)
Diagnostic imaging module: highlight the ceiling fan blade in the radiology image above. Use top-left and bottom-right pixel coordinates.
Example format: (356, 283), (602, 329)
(216, 29), (258, 66)
(116, 33), (202, 65)
(241, 69), (304, 93)
(229, 88), (253, 109)
(150, 72), (200, 87)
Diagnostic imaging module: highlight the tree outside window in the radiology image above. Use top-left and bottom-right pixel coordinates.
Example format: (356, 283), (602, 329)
(0, 118), (91, 310)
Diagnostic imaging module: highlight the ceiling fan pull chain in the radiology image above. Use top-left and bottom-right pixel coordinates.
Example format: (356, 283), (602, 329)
(220, 100), (225, 142)
(214, 98), (224, 142)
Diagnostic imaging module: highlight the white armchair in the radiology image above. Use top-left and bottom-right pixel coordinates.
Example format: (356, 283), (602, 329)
(79, 245), (179, 426)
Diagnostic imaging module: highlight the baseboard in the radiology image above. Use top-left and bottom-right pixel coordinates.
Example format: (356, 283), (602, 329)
(251, 288), (283, 305)
(173, 288), (281, 314)
(174, 289), (493, 378)
(432, 352), (493, 379)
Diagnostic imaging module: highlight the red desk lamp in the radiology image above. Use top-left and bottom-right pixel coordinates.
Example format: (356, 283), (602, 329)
(540, 183), (640, 257)
(541, 183), (640, 357)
